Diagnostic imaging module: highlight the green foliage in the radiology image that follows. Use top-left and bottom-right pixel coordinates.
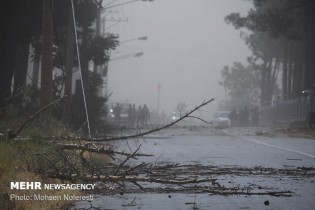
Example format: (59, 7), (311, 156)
(71, 71), (108, 133)
(219, 62), (261, 108)
(88, 35), (119, 65)
(225, 0), (303, 39)
(225, 0), (315, 103)
(0, 138), (74, 209)
(0, 141), (19, 209)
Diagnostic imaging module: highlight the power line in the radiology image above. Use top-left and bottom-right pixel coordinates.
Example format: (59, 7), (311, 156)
(70, 0), (92, 138)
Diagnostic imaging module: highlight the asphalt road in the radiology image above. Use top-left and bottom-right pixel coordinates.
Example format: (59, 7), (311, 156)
(73, 126), (315, 210)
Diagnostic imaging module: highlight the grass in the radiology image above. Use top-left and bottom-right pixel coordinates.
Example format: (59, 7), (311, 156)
(0, 107), (110, 209)
(0, 139), (81, 210)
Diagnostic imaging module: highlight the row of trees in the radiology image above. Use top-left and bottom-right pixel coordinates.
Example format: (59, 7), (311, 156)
(0, 0), (119, 132)
(220, 0), (315, 108)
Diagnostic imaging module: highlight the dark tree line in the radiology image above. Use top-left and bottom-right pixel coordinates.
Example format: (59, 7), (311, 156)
(0, 0), (119, 133)
(0, 0), (41, 107)
(223, 0), (315, 106)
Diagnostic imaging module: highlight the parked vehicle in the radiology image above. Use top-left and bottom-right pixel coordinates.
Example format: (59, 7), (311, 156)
(170, 111), (181, 122)
(107, 102), (130, 125)
(212, 111), (231, 128)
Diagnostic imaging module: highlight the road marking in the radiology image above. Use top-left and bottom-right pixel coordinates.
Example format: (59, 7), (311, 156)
(224, 130), (315, 159)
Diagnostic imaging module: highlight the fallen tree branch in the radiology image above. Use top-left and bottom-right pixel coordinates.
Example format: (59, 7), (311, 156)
(118, 162), (147, 176)
(80, 98), (214, 142)
(187, 115), (212, 124)
(85, 175), (217, 185)
(10, 96), (68, 138)
(207, 190), (293, 197)
(33, 153), (60, 175)
(57, 143), (153, 158)
(114, 144), (141, 175)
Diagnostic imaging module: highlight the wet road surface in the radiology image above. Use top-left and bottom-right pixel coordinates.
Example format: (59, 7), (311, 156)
(73, 126), (315, 210)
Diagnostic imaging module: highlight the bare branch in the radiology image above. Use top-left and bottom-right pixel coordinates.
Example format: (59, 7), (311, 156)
(11, 96), (68, 138)
(187, 115), (212, 125)
(57, 143), (153, 158)
(83, 98), (215, 142)
(33, 153), (60, 175)
(118, 162), (147, 176)
(84, 175), (217, 185)
(114, 144), (141, 175)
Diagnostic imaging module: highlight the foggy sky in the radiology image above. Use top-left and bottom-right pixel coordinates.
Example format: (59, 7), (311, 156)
(106, 0), (252, 118)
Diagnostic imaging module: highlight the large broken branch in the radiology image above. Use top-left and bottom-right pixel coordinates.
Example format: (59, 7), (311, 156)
(49, 173), (217, 185)
(73, 98), (214, 142)
(58, 143), (153, 158)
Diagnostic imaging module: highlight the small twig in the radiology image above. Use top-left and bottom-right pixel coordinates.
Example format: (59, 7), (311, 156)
(146, 153), (163, 177)
(122, 197), (138, 207)
(187, 115), (212, 125)
(131, 181), (144, 190)
(118, 162), (147, 176)
(11, 96), (68, 138)
(33, 153), (60, 175)
(54, 147), (80, 176)
(114, 145), (141, 175)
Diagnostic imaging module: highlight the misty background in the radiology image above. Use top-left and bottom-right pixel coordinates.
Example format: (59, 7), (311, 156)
(106, 0), (252, 116)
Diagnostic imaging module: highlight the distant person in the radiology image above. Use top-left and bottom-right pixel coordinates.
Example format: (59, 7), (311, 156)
(238, 108), (244, 127)
(113, 103), (121, 125)
(229, 108), (238, 127)
(251, 106), (260, 127)
(127, 104), (133, 127)
(243, 106), (250, 127)
(131, 104), (137, 128)
(136, 105), (143, 128)
(142, 104), (150, 127)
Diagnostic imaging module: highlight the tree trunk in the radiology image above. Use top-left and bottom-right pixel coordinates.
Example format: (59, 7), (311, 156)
(282, 41), (288, 100)
(40, 0), (54, 112)
(13, 41), (30, 108)
(303, 11), (315, 90)
(63, 8), (75, 123)
(32, 61), (40, 87)
(270, 57), (280, 100)
(0, 1), (18, 107)
(265, 57), (273, 105)
(292, 42), (303, 98)
(287, 42), (295, 99)
(260, 60), (267, 106)
(0, 38), (17, 107)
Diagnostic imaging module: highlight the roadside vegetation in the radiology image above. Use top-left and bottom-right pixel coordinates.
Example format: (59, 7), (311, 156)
(0, 104), (105, 210)
(0, 131), (74, 209)
(220, 0), (315, 109)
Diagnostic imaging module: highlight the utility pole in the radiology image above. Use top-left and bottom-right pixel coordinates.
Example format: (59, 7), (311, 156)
(40, 0), (54, 111)
(157, 82), (161, 113)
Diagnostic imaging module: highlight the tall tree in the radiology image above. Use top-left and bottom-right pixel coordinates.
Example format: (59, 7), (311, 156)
(0, 0), (42, 108)
(219, 62), (261, 109)
(225, 0), (315, 104)
(40, 0), (54, 110)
